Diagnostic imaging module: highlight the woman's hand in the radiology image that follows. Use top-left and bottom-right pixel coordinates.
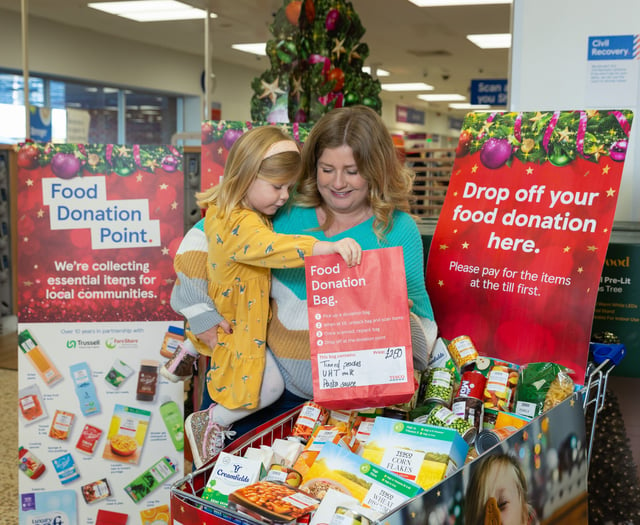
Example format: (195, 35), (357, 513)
(195, 319), (232, 350)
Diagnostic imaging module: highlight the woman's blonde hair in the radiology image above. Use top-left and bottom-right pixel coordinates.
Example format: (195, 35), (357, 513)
(295, 105), (414, 240)
(464, 453), (531, 525)
(196, 126), (302, 220)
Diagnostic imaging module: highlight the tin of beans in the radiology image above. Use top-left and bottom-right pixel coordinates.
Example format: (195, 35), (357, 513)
(422, 367), (455, 406)
(456, 370), (486, 400)
(447, 335), (479, 371)
(425, 405), (477, 444)
(451, 396), (484, 434)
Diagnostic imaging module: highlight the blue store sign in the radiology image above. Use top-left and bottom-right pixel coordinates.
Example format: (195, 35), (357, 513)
(470, 79), (508, 106)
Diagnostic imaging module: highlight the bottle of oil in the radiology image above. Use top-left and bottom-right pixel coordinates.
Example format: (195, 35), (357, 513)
(18, 329), (63, 386)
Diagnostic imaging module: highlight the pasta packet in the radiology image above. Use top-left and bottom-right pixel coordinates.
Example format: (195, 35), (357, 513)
(514, 362), (573, 418)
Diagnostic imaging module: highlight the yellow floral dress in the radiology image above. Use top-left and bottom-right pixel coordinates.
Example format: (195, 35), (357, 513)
(203, 205), (317, 409)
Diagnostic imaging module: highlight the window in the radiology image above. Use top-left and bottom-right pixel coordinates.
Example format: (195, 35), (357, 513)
(0, 70), (180, 144)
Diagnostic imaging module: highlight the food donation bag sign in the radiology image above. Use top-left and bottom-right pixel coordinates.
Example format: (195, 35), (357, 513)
(305, 247), (415, 409)
(426, 110), (633, 383)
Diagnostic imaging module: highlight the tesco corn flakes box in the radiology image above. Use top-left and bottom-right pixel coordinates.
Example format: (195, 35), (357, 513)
(361, 416), (468, 490)
(300, 442), (423, 516)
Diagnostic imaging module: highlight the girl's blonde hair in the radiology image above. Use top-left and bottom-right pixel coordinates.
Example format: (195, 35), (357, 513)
(464, 453), (531, 525)
(295, 105), (414, 240)
(196, 126), (302, 220)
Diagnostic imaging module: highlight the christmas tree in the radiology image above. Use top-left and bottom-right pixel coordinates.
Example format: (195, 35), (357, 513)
(250, 0), (382, 124)
(587, 332), (640, 524)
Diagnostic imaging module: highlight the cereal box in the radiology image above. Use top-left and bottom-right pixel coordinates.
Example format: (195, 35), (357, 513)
(300, 442), (423, 516)
(361, 416), (468, 491)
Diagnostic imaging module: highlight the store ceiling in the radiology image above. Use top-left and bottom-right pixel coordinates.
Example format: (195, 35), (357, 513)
(1, 0), (512, 118)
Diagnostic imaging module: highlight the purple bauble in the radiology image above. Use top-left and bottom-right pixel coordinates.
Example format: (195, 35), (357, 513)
(325, 8), (340, 31)
(609, 139), (628, 162)
(480, 138), (512, 169)
(51, 152), (82, 179)
(161, 155), (179, 172)
(223, 128), (244, 150)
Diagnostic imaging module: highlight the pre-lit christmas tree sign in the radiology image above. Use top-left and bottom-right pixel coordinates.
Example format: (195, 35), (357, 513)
(250, 0), (382, 124)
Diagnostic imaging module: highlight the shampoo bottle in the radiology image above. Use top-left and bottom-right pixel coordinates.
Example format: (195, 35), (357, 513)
(159, 398), (184, 451)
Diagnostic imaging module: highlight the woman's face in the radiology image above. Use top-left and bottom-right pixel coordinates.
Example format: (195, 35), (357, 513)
(316, 145), (370, 215)
(486, 464), (526, 525)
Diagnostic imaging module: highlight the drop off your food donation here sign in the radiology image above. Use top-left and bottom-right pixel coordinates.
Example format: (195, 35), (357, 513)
(426, 110), (633, 383)
(305, 247), (414, 409)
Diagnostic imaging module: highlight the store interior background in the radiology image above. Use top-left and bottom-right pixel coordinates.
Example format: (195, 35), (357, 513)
(0, 0), (639, 514)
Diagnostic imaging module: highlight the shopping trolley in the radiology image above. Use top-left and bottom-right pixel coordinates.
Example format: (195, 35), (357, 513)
(582, 340), (626, 469)
(171, 341), (626, 524)
(170, 405), (303, 525)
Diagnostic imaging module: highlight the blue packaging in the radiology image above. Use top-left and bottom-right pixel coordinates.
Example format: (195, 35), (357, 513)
(52, 453), (80, 485)
(70, 361), (100, 416)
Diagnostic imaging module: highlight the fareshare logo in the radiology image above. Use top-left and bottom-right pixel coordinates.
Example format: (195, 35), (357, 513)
(104, 337), (140, 350)
(41, 176), (160, 250)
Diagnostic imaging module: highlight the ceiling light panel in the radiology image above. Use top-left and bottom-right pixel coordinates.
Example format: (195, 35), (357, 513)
(88, 1), (211, 22)
(381, 82), (434, 92)
(466, 33), (512, 49)
(418, 93), (466, 101)
(231, 43), (267, 56)
(408, 0), (511, 6)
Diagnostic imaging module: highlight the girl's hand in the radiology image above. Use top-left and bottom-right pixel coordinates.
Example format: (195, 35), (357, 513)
(196, 319), (232, 350)
(334, 237), (362, 267)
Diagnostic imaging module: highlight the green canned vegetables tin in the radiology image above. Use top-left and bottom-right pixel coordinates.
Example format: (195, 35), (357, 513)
(425, 405), (477, 444)
(422, 367), (455, 406)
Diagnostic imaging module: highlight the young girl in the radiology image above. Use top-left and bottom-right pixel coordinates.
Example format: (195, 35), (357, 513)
(465, 453), (539, 525)
(170, 126), (361, 468)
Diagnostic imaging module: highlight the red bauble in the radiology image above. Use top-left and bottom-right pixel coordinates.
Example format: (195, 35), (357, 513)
(51, 153), (82, 179)
(455, 130), (472, 157)
(17, 144), (40, 169)
(285, 1), (302, 25)
(304, 0), (315, 23)
(480, 138), (512, 169)
(202, 122), (215, 145)
(325, 8), (340, 31)
(326, 68), (345, 92)
(609, 139), (628, 162)
(223, 128), (244, 150)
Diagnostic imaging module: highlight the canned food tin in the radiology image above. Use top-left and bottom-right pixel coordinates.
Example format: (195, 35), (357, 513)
(475, 426), (518, 454)
(447, 335), (479, 371)
(422, 367), (455, 406)
(451, 396), (484, 434)
(382, 406), (409, 421)
(483, 408), (499, 430)
(483, 363), (519, 412)
(425, 405), (477, 444)
(456, 370), (486, 400)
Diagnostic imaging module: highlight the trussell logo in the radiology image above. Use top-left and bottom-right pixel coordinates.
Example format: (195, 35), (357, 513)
(67, 339), (101, 349)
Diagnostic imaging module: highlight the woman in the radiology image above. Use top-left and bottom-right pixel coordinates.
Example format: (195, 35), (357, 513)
(171, 105), (438, 461)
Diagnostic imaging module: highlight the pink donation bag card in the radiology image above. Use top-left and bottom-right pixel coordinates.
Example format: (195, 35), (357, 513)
(305, 246), (415, 410)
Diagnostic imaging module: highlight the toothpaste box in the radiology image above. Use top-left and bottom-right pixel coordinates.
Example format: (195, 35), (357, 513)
(361, 416), (468, 490)
(202, 452), (263, 507)
(300, 442), (423, 516)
